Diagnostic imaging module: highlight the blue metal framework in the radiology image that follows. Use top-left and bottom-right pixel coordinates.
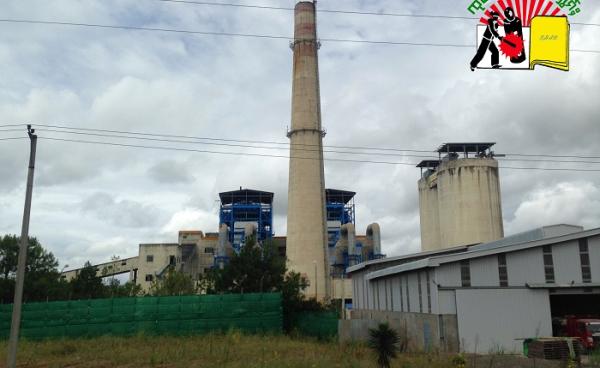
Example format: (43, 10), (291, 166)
(326, 188), (356, 249)
(219, 189), (273, 252)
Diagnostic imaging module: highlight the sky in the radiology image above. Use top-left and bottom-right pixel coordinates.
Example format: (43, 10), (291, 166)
(1, 0), (599, 272)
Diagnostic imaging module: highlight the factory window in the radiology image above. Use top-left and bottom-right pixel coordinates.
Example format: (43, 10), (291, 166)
(399, 278), (404, 312)
(145, 274), (153, 282)
(384, 279), (393, 310)
(417, 273), (423, 313)
(121, 261), (127, 266)
(543, 245), (555, 283)
(204, 247), (215, 254)
(579, 238), (592, 283)
(389, 280), (394, 311)
(169, 255), (176, 266)
(405, 277), (410, 312)
(460, 260), (471, 287)
(373, 281), (380, 310)
(426, 272), (432, 314)
(498, 254), (508, 287)
(146, 255), (154, 263)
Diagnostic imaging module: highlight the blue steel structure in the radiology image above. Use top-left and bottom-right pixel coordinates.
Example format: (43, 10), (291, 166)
(326, 189), (357, 276)
(218, 188), (274, 252)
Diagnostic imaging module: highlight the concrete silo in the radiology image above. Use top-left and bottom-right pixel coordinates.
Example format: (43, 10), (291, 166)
(286, 1), (329, 300)
(418, 143), (504, 251)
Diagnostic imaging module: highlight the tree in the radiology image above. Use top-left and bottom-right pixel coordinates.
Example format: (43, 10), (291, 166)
(202, 236), (317, 332)
(210, 236), (285, 294)
(107, 279), (143, 297)
(150, 267), (196, 296)
(70, 261), (106, 299)
(0, 235), (68, 303)
(368, 323), (400, 368)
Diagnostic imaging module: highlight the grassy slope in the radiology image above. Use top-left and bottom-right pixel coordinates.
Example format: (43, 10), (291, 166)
(0, 333), (567, 368)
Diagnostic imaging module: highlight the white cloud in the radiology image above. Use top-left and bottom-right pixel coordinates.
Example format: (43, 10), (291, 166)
(0, 0), (599, 268)
(506, 182), (600, 234)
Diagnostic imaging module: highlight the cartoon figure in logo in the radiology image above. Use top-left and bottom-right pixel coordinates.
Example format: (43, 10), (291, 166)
(502, 7), (526, 63)
(470, 11), (503, 71)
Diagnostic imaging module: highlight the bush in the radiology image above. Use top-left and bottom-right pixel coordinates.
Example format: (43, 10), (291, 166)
(368, 323), (399, 368)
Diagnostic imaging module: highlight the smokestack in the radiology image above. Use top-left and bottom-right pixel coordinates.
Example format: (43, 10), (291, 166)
(286, 1), (329, 300)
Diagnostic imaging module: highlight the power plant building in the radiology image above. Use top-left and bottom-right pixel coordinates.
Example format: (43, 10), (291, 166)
(418, 143), (504, 252)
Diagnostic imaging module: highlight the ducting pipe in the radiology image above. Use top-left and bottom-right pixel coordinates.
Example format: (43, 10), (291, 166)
(341, 223), (356, 261)
(244, 223), (257, 238)
(367, 223), (381, 255)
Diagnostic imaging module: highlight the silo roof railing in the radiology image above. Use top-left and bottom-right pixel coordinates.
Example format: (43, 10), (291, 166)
(436, 142), (496, 154)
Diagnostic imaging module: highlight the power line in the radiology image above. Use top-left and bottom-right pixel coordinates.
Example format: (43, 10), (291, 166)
(1, 19), (599, 53)
(36, 128), (600, 165)
(24, 123), (435, 153)
(5, 123), (600, 162)
(36, 136), (600, 172)
(152, 0), (598, 26)
(35, 128), (438, 159)
(38, 136), (418, 166)
(0, 137), (27, 141)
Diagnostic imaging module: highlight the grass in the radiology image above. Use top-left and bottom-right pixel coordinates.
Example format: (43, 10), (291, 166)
(0, 332), (590, 368)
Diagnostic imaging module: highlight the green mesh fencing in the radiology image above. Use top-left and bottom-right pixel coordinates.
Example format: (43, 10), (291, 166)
(0, 293), (282, 340)
(294, 311), (338, 339)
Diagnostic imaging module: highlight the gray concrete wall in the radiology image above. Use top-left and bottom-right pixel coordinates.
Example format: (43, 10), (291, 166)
(341, 309), (459, 353)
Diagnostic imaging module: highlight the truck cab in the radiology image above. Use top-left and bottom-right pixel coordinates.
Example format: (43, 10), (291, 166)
(566, 318), (600, 350)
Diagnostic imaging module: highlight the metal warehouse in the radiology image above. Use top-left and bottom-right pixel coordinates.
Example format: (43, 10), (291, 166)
(346, 224), (600, 353)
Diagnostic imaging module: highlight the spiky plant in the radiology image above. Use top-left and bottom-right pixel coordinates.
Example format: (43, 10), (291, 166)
(368, 323), (400, 368)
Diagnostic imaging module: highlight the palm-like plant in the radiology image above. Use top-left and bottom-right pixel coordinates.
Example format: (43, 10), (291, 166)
(368, 322), (400, 368)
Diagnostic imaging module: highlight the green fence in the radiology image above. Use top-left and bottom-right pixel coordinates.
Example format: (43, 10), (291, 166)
(0, 293), (282, 340)
(294, 311), (338, 339)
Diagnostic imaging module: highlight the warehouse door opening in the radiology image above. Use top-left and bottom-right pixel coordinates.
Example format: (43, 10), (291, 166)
(549, 292), (600, 336)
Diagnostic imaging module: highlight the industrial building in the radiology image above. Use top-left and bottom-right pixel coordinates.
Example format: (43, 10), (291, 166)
(63, 187), (380, 303)
(346, 224), (600, 353)
(418, 143), (504, 252)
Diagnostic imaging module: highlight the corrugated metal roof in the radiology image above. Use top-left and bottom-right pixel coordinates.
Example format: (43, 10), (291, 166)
(363, 225), (600, 281)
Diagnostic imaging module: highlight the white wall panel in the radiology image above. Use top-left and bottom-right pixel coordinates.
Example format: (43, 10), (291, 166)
(470, 255), (500, 287)
(456, 289), (551, 353)
(437, 263), (461, 287)
(506, 247), (545, 285)
(552, 241), (582, 284)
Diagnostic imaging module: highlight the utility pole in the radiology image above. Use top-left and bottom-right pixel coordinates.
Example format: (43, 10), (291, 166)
(7, 125), (37, 368)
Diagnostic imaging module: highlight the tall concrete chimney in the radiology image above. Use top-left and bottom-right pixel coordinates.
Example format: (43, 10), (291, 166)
(286, 1), (329, 300)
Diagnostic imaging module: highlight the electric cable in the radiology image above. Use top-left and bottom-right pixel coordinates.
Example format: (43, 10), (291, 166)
(35, 136), (600, 172)
(4, 123), (600, 162)
(0, 19), (599, 53)
(35, 128), (439, 159)
(151, 0), (598, 26)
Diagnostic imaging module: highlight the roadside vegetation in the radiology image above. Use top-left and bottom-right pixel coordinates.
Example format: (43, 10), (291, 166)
(0, 332), (583, 368)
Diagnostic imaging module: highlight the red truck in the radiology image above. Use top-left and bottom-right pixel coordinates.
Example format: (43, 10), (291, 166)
(565, 317), (600, 350)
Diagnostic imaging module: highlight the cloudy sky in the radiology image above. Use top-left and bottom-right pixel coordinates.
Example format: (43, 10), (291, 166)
(1, 0), (599, 271)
